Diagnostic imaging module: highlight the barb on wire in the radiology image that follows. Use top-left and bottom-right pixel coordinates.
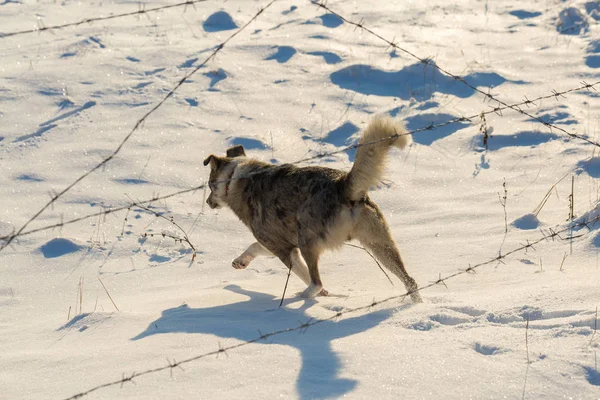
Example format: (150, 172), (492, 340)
(62, 210), (600, 400)
(0, 0), (280, 253)
(0, 0), (208, 39)
(311, 1), (600, 149)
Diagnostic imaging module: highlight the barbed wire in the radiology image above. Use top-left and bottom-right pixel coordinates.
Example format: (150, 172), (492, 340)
(296, 80), (600, 163)
(311, 1), (600, 149)
(0, 0), (280, 253)
(62, 209), (600, 400)
(0, 0), (208, 39)
(2, 78), (599, 247)
(0, 186), (203, 245)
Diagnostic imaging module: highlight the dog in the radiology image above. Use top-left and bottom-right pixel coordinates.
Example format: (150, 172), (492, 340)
(203, 117), (422, 302)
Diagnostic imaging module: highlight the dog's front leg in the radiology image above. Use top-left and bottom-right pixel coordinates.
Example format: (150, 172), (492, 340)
(232, 242), (272, 269)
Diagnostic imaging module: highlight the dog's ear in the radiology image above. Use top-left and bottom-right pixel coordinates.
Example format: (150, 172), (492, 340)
(203, 154), (220, 168)
(226, 145), (246, 158)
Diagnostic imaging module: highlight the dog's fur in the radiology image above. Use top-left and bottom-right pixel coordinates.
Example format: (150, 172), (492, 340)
(203, 117), (422, 302)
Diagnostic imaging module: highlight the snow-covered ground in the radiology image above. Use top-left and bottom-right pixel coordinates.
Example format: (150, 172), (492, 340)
(1, 0), (599, 399)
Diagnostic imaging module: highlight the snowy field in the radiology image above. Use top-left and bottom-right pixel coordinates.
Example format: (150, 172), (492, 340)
(1, 0), (599, 399)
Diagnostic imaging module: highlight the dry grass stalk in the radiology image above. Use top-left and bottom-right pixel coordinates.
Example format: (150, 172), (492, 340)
(134, 201), (197, 262)
(98, 277), (119, 312)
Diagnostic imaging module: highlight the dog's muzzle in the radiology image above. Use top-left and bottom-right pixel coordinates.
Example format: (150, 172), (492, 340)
(206, 193), (222, 209)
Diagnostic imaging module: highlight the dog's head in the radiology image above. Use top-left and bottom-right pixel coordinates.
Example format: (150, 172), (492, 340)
(203, 145), (246, 209)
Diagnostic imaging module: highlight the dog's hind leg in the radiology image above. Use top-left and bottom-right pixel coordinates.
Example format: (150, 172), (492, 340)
(259, 246), (327, 296)
(290, 248), (328, 296)
(232, 242), (272, 269)
(296, 238), (324, 299)
(289, 248), (310, 285)
(355, 201), (423, 303)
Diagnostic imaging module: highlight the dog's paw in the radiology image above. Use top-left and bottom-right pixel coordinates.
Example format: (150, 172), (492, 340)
(410, 291), (423, 303)
(317, 288), (329, 297)
(232, 258), (249, 270)
(299, 283), (322, 299)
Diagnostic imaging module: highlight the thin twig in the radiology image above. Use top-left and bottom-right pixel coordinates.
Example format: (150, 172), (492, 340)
(526, 315), (531, 364)
(97, 277), (119, 312)
(590, 307), (598, 346)
(279, 267), (293, 308)
(121, 208), (131, 236)
(568, 176), (575, 221)
(559, 252), (567, 271)
(79, 276), (84, 315)
(502, 179), (508, 234)
(533, 173), (569, 217)
(345, 243), (393, 286)
(133, 200), (197, 261)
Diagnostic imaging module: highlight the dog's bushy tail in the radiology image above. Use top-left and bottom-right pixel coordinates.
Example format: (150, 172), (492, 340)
(346, 117), (411, 201)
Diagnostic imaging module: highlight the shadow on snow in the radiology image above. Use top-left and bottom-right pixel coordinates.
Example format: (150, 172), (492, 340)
(330, 62), (525, 101)
(132, 285), (394, 399)
(13, 101), (96, 142)
(405, 113), (471, 145)
(203, 11), (238, 32)
(471, 131), (561, 151)
(265, 46), (297, 63)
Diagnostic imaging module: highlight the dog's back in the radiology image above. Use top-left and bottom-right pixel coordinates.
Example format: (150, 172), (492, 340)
(227, 160), (350, 249)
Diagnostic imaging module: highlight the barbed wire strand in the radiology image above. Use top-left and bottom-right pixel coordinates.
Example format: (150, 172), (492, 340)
(0, 0), (280, 253)
(62, 211), (600, 400)
(0, 0), (208, 39)
(2, 78), (599, 246)
(296, 81), (600, 164)
(311, 0), (600, 149)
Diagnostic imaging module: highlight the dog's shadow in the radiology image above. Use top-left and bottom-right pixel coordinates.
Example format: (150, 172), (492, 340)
(132, 285), (395, 399)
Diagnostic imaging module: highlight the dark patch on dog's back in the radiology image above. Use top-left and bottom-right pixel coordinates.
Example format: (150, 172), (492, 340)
(226, 161), (353, 248)
(269, 164), (295, 181)
(275, 206), (288, 220)
(323, 203), (337, 221)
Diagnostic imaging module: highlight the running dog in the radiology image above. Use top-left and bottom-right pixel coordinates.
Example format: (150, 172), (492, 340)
(203, 117), (422, 302)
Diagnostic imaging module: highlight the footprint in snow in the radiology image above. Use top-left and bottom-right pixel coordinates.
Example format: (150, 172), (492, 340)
(473, 343), (507, 356)
(556, 7), (588, 35)
(405, 305), (597, 335)
(57, 312), (113, 333)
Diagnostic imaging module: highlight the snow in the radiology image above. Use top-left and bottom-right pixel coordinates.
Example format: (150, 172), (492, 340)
(0, 0), (599, 399)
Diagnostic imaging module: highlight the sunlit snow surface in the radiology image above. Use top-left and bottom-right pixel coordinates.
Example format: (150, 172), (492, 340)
(0, 1), (599, 399)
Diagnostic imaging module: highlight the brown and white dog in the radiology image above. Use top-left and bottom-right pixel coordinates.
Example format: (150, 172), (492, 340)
(203, 117), (422, 302)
